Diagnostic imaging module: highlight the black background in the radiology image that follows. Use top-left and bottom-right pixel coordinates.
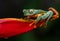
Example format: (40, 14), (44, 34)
(0, 0), (60, 41)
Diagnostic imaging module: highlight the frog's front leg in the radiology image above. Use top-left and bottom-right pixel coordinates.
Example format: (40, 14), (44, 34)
(35, 14), (42, 23)
(29, 14), (42, 28)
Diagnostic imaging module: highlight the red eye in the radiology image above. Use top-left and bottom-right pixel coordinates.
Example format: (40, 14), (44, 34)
(30, 9), (33, 12)
(23, 9), (26, 12)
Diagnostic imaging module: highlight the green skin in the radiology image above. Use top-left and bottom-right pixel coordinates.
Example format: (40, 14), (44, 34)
(23, 9), (53, 24)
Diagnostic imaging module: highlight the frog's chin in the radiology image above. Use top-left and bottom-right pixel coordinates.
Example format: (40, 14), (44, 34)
(24, 14), (34, 16)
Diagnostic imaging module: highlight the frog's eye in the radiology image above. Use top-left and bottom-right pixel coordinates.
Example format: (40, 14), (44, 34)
(30, 9), (33, 12)
(23, 9), (26, 12)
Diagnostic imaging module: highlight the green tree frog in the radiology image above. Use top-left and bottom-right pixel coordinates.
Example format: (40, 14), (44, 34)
(23, 9), (53, 24)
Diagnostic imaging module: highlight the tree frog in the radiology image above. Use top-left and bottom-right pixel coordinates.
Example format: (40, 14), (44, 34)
(23, 7), (59, 27)
(23, 9), (53, 23)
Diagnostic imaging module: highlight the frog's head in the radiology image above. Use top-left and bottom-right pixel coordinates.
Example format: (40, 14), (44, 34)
(23, 9), (46, 16)
(23, 9), (36, 16)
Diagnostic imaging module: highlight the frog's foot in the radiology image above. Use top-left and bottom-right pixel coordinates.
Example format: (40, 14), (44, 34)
(29, 20), (37, 28)
(39, 22), (47, 28)
(39, 23), (43, 27)
(48, 7), (59, 21)
(34, 25), (37, 28)
(29, 20), (36, 26)
(43, 22), (47, 28)
(51, 15), (59, 21)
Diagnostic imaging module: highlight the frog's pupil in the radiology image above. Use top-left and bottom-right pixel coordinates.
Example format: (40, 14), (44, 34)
(29, 10), (33, 14)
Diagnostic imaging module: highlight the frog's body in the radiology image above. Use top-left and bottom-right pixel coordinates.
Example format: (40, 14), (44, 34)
(23, 9), (54, 27)
(23, 9), (46, 16)
(23, 7), (59, 27)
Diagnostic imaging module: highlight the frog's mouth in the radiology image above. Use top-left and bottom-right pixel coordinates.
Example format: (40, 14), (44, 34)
(24, 14), (34, 16)
(25, 14), (37, 20)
